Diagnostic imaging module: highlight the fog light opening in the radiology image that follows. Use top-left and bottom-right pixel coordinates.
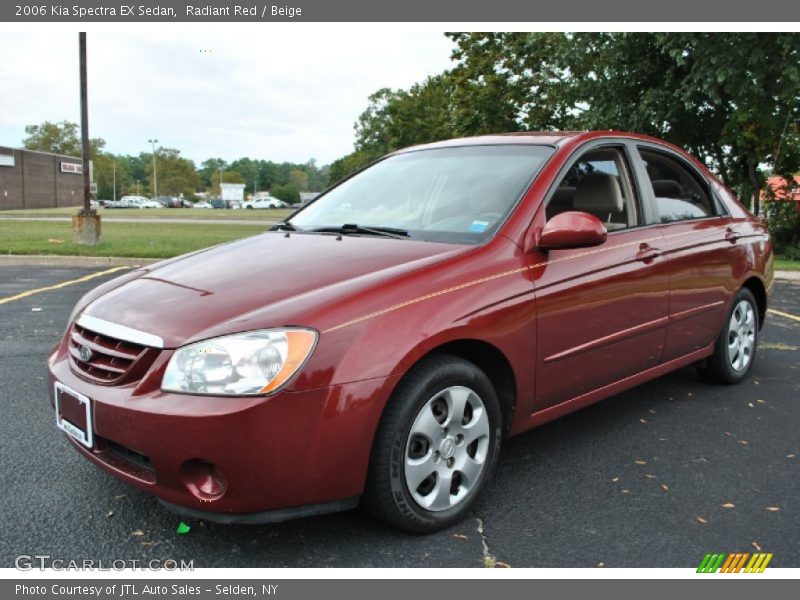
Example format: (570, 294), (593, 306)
(181, 459), (227, 500)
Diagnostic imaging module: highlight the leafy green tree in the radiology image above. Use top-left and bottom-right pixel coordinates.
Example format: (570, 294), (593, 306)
(288, 168), (309, 191)
(271, 184), (300, 204)
(93, 153), (129, 200)
(445, 32), (800, 212)
(230, 157), (260, 194)
(147, 147), (200, 198)
(199, 158), (227, 188)
(209, 170), (246, 196)
(303, 159), (329, 192)
(23, 120), (106, 158)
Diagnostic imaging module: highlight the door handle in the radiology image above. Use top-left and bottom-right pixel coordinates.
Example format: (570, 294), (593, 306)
(725, 227), (741, 243)
(635, 243), (661, 262)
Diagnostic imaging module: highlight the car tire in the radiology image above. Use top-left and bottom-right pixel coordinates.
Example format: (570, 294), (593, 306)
(246, 205), (253, 210)
(363, 354), (503, 533)
(698, 287), (759, 385)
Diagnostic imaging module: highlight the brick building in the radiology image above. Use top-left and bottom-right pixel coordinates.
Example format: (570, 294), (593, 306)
(0, 146), (86, 210)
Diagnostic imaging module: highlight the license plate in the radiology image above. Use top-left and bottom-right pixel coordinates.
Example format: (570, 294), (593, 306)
(54, 381), (93, 448)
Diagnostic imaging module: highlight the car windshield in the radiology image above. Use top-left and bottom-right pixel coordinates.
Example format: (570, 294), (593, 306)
(289, 145), (554, 244)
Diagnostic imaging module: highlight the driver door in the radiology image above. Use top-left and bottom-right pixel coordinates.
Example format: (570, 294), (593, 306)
(530, 144), (671, 411)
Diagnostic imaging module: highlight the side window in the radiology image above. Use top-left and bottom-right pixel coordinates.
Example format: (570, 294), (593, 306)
(638, 148), (718, 223)
(545, 147), (640, 231)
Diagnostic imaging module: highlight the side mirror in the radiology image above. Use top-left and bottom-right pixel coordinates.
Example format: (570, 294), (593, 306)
(538, 211), (608, 250)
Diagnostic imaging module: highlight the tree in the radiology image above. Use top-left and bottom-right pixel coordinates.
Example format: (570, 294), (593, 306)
(199, 158), (227, 188)
(287, 168), (309, 191)
(23, 120), (105, 158)
(229, 157), (260, 194)
(271, 184), (300, 204)
(147, 147), (200, 197)
(209, 169), (245, 196)
(93, 152), (128, 200)
(445, 32), (800, 212)
(328, 74), (460, 183)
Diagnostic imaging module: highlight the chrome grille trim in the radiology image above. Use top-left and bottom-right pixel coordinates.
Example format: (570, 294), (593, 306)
(76, 313), (165, 349)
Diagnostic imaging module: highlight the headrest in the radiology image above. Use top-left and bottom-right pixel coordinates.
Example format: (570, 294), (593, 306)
(550, 187), (575, 207)
(651, 179), (683, 199)
(574, 173), (623, 214)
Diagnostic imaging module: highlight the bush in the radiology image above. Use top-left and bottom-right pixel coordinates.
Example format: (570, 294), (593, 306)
(270, 184), (300, 204)
(762, 200), (800, 254)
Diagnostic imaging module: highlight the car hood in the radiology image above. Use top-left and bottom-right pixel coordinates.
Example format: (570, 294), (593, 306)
(82, 232), (466, 348)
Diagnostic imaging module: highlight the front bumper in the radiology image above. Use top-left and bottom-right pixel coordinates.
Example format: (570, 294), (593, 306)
(48, 350), (396, 518)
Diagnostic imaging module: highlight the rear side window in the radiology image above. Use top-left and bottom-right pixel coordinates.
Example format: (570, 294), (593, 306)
(638, 148), (718, 223)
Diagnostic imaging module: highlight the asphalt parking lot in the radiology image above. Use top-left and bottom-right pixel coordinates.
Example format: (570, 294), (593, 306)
(1, 265), (798, 568)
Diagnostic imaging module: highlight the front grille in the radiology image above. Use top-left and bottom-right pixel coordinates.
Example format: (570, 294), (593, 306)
(68, 322), (156, 384)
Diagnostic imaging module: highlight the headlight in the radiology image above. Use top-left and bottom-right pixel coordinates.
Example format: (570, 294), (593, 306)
(161, 329), (317, 396)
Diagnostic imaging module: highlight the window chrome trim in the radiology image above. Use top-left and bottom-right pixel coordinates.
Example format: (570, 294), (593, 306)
(76, 313), (164, 349)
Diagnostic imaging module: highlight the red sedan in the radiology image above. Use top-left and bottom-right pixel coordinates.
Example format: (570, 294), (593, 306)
(49, 131), (773, 532)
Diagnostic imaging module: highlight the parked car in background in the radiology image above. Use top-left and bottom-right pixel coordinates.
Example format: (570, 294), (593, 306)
(158, 196), (193, 208)
(207, 198), (240, 209)
(193, 201), (213, 208)
(243, 197), (287, 209)
(119, 195), (162, 209)
(49, 131), (773, 533)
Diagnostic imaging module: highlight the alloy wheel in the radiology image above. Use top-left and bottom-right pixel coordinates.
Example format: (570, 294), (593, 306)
(404, 385), (490, 511)
(727, 299), (756, 371)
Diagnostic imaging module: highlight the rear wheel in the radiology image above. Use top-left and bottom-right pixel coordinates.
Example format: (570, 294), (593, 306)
(699, 288), (759, 384)
(364, 355), (502, 533)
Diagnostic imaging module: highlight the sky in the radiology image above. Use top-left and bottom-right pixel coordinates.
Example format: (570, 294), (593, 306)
(0, 31), (454, 165)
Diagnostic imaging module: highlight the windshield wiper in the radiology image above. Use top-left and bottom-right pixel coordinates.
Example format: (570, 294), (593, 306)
(271, 221), (300, 231)
(310, 224), (410, 240)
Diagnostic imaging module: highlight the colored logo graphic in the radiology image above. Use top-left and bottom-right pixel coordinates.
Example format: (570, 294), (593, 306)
(697, 553), (773, 573)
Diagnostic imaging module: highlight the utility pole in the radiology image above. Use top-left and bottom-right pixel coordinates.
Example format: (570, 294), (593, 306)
(73, 32), (101, 245)
(79, 33), (90, 212)
(112, 159), (116, 203)
(149, 138), (159, 199)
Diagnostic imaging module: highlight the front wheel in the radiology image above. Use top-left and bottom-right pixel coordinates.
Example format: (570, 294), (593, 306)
(699, 287), (759, 384)
(364, 355), (503, 533)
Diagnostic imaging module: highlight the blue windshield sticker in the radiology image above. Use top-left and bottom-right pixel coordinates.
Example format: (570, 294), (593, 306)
(468, 220), (489, 233)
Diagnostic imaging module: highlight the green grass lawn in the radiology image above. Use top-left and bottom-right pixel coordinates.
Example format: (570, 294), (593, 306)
(775, 257), (800, 271)
(0, 220), (267, 259)
(0, 206), (293, 220)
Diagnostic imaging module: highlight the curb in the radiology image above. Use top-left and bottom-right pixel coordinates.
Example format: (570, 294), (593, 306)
(776, 270), (800, 281)
(0, 255), (159, 268)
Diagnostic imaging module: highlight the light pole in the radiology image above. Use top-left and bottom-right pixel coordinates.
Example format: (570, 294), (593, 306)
(218, 158), (223, 198)
(112, 159), (116, 203)
(136, 179), (140, 196)
(148, 138), (158, 199)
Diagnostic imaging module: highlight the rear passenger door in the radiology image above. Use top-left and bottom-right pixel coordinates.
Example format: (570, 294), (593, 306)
(636, 145), (741, 361)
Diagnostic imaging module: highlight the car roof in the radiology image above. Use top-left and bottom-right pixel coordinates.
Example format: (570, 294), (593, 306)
(397, 131), (672, 152)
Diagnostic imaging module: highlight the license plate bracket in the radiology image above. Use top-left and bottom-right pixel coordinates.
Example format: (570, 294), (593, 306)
(54, 381), (93, 448)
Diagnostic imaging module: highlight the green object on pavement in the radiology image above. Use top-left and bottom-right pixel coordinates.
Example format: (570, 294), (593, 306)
(176, 522), (191, 535)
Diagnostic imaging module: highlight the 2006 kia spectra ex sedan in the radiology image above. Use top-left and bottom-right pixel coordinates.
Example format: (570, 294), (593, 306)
(49, 131), (773, 532)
